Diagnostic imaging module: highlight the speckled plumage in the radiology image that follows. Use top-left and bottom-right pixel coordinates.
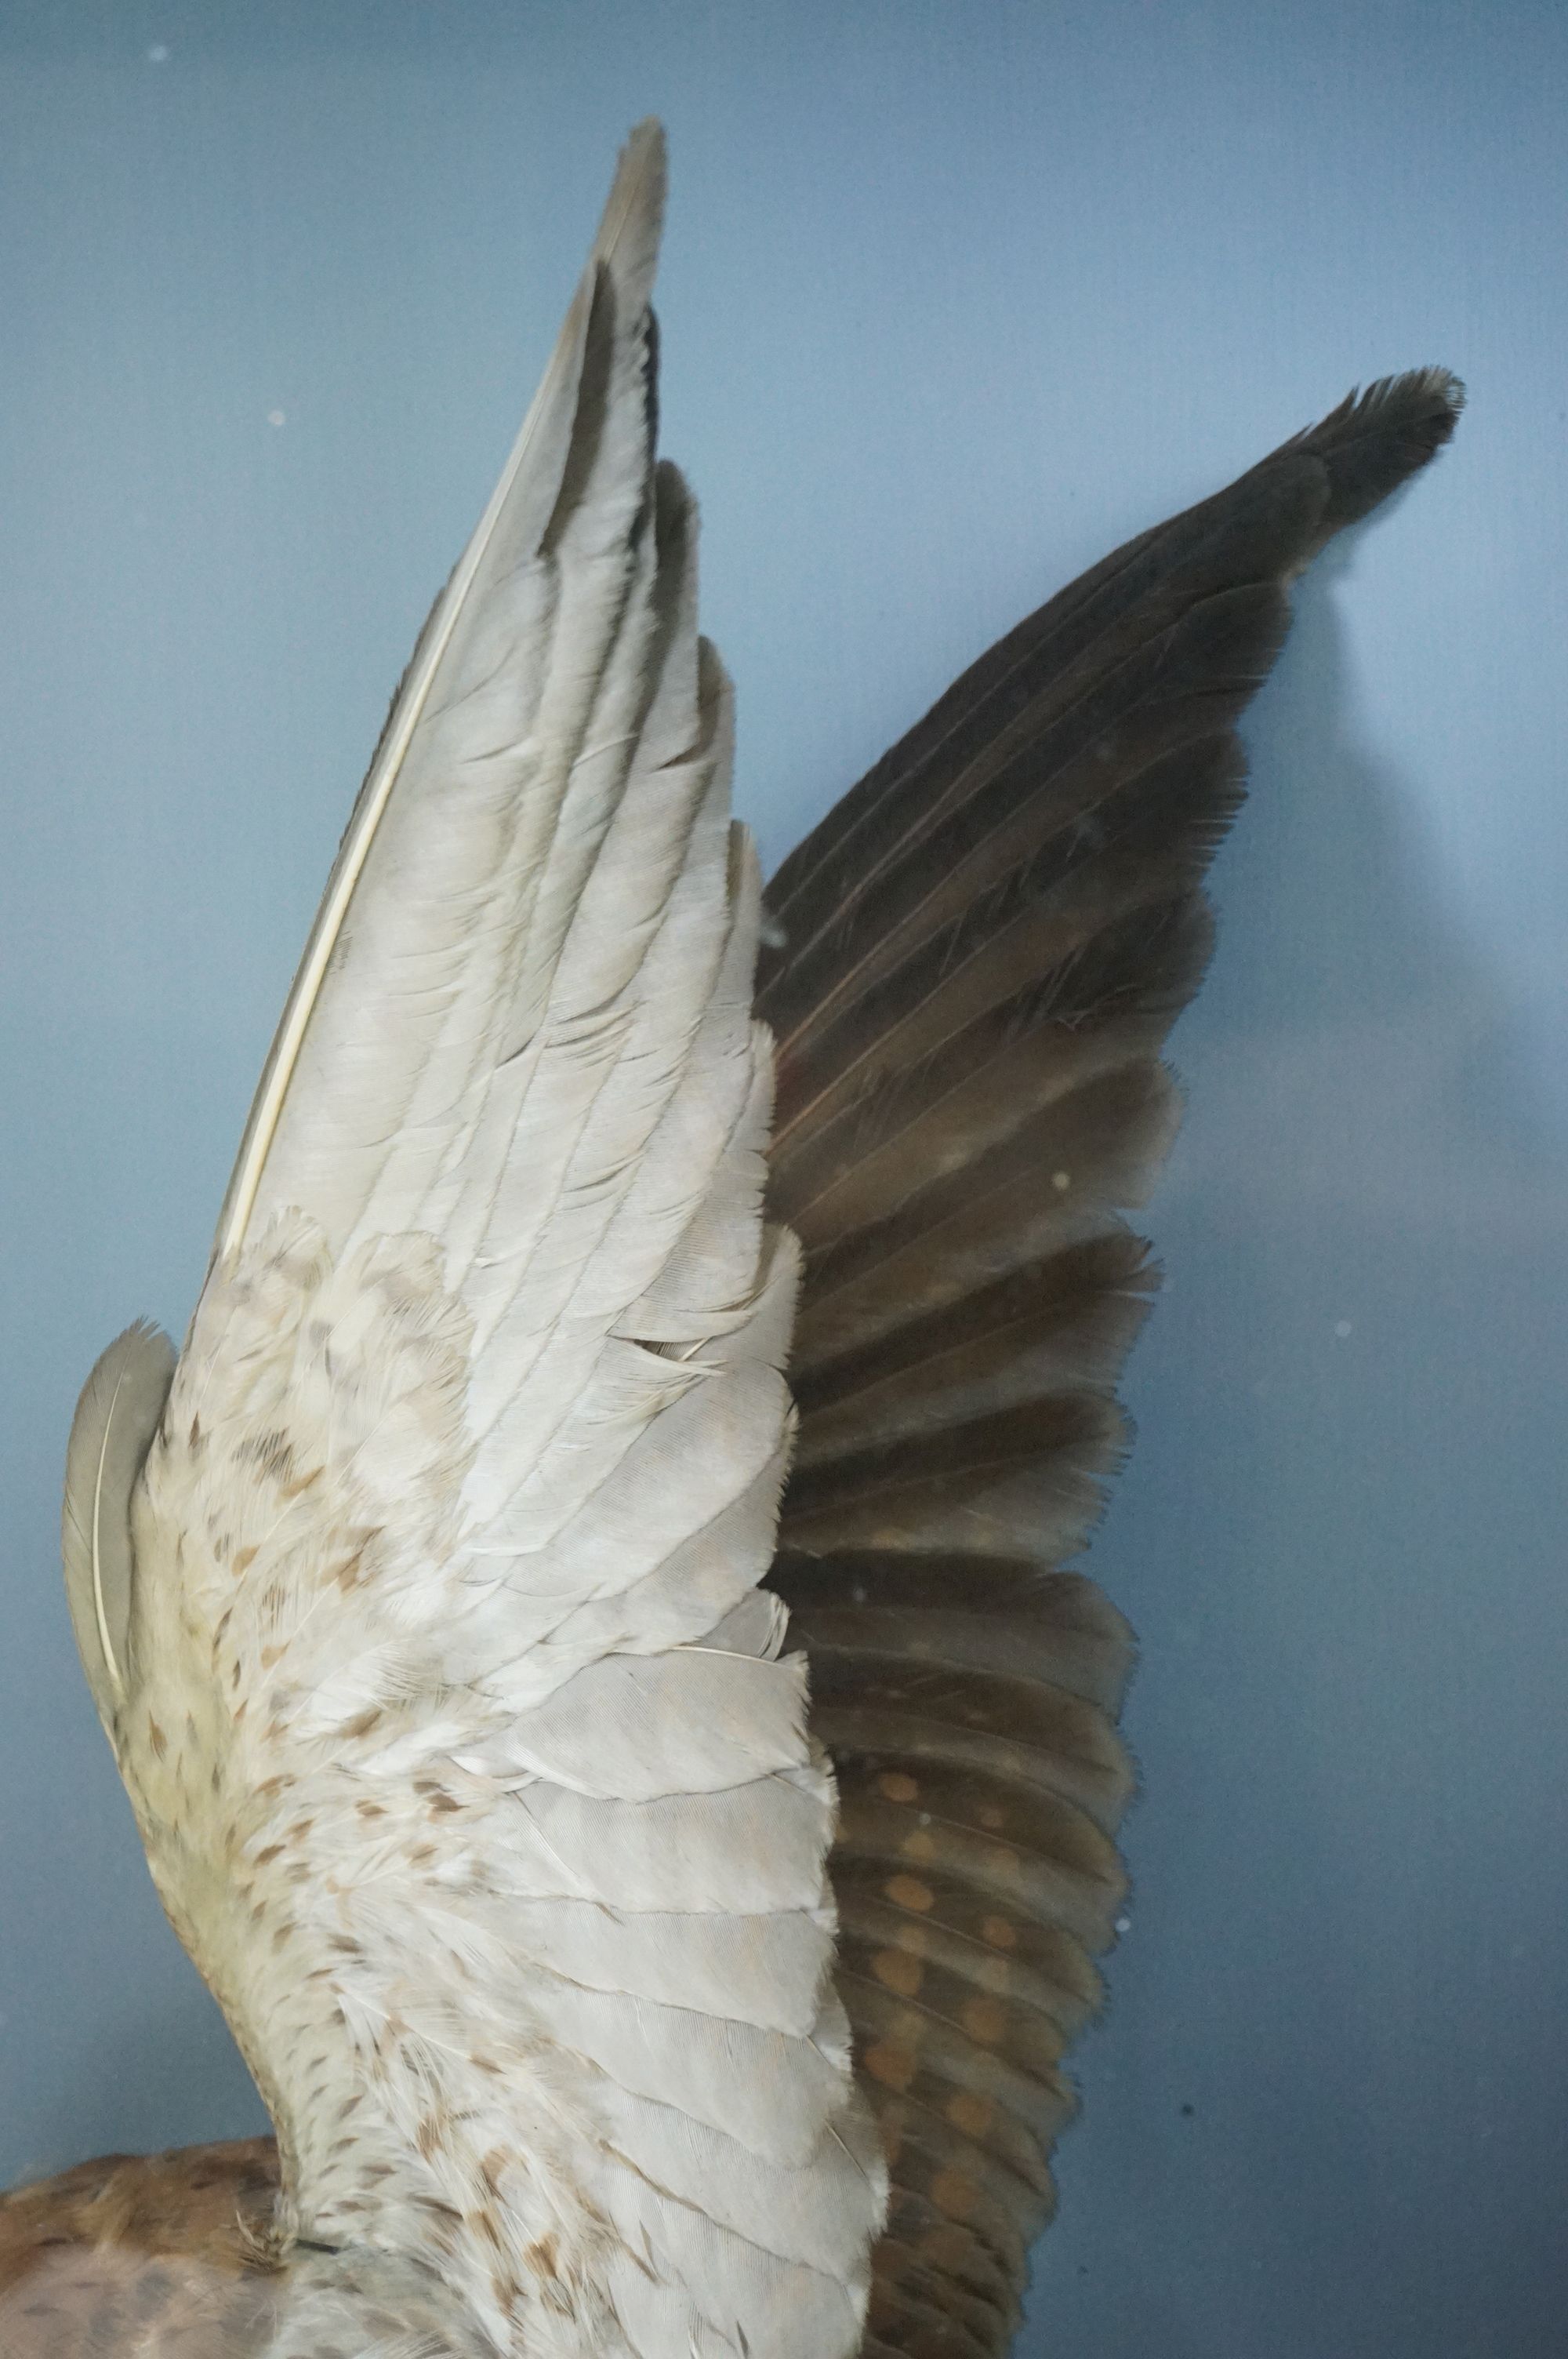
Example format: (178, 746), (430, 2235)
(49, 123), (881, 2359)
(10, 118), (1460, 2359)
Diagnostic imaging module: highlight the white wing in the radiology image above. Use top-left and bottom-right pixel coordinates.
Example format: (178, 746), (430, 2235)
(72, 122), (884, 2359)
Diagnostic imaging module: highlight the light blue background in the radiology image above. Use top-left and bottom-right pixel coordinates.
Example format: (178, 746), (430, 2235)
(2, 6), (1564, 2356)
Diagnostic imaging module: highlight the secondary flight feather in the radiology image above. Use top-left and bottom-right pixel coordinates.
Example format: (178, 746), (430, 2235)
(5, 122), (1460, 2359)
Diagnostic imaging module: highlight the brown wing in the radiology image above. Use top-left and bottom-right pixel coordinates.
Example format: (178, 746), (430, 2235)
(761, 372), (1462, 2359)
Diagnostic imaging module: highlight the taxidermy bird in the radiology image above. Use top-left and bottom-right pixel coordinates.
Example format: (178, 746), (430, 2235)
(0, 122), (1459, 2359)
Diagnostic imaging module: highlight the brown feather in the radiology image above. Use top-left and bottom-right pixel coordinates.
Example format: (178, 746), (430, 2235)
(765, 368), (1463, 2356)
(0, 2142), (281, 2358)
(792, 1060), (1180, 1369)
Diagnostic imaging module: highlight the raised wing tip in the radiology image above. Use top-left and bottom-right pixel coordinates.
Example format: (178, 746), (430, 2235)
(1291, 365), (1465, 542)
(592, 118), (669, 288)
(206, 118), (673, 1274)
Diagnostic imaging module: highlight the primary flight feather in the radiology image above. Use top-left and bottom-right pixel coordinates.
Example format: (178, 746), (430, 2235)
(2, 122), (1460, 2359)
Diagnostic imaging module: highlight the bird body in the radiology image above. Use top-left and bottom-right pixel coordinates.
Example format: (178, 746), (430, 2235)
(2, 123), (1458, 2359)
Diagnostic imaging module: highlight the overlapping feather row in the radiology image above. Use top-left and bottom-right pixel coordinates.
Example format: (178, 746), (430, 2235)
(87, 124), (885, 2359)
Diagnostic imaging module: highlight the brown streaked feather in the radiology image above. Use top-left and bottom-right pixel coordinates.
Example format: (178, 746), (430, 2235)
(0, 2139), (486, 2354)
(764, 369), (1462, 2355)
(0, 2138), (280, 2281)
(0, 2141), (281, 2357)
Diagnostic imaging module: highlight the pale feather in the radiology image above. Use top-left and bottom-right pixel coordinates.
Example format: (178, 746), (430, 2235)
(60, 1319), (175, 1721)
(71, 121), (884, 2359)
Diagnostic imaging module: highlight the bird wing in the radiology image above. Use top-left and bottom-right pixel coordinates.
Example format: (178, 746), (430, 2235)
(759, 369), (1462, 2359)
(65, 123), (883, 2359)
(59, 108), (1461, 2359)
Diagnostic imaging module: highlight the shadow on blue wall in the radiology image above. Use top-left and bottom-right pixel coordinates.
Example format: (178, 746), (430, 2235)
(1036, 551), (1568, 2357)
